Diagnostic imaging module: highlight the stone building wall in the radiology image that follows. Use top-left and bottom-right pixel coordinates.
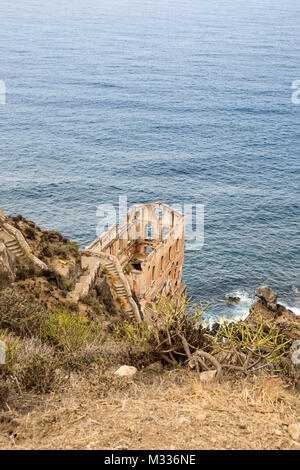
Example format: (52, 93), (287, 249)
(88, 202), (185, 312)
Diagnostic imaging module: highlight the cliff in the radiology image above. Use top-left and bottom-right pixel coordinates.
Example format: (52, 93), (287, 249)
(0, 211), (299, 450)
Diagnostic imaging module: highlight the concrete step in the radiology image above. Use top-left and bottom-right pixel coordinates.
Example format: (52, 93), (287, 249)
(115, 289), (127, 295)
(5, 242), (24, 258)
(105, 266), (119, 275)
(115, 285), (127, 292)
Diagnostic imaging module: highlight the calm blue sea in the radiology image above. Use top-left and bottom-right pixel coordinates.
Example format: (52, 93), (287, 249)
(0, 0), (299, 320)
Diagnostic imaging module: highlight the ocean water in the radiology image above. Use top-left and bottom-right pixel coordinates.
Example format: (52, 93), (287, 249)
(0, 0), (299, 321)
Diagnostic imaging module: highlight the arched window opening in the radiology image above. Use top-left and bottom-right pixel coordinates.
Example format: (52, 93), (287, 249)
(155, 208), (164, 218)
(146, 223), (154, 239)
(163, 227), (170, 239)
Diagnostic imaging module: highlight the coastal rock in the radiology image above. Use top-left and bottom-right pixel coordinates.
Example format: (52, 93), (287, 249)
(246, 287), (300, 339)
(254, 286), (278, 311)
(226, 296), (240, 303)
(114, 365), (137, 378)
(210, 323), (221, 337)
(247, 299), (299, 325)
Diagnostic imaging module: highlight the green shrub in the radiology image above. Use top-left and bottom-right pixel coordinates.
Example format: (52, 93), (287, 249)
(146, 294), (210, 364)
(24, 226), (36, 240)
(113, 320), (153, 344)
(61, 278), (74, 292)
(213, 314), (292, 374)
(42, 310), (104, 353)
(15, 255), (39, 281)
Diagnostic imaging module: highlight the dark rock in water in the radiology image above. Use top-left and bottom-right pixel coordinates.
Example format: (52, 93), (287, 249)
(209, 321), (237, 337)
(210, 322), (221, 336)
(254, 285), (278, 311)
(210, 322), (222, 337)
(226, 296), (240, 303)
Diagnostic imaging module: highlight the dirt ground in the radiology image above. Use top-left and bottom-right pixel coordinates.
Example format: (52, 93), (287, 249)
(0, 368), (299, 450)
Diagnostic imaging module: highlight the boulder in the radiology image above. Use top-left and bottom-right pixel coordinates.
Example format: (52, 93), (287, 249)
(254, 286), (278, 311)
(0, 241), (16, 287)
(199, 370), (217, 384)
(247, 298), (299, 326)
(114, 365), (137, 378)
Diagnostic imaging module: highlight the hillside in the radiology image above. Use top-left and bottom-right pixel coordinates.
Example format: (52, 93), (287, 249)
(0, 213), (299, 450)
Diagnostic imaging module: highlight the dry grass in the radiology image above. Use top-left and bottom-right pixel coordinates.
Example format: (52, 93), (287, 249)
(0, 367), (299, 450)
(14, 336), (56, 363)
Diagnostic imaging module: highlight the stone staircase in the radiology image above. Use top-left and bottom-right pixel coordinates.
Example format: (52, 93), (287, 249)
(100, 258), (135, 320)
(0, 220), (47, 271)
(70, 250), (140, 321)
(0, 228), (24, 259)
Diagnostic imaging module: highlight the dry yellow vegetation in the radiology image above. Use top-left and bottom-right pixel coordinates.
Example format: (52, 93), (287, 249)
(0, 367), (299, 450)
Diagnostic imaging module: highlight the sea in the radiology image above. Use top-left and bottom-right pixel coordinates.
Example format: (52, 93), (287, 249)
(0, 0), (299, 321)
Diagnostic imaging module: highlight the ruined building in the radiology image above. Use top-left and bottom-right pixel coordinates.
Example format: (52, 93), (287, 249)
(0, 203), (185, 322)
(85, 202), (185, 321)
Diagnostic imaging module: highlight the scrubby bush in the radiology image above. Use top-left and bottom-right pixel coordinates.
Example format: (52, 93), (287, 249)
(17, 354), (57, 393)
(146, 294), (211, 366)
(14, 335), (55, 364)
(0, 267), (11, 290)
(80, 294), (105, 315)
(15, 255), (39, 281)
(49, 240), (80, 263)
(213, 314), (292, 375)
(0, 288), (46, 337)
(43, 267), (71, 291)
(24, 226), (36, 240)
(0, 378), (9, 408)
(113, 294), (218, 373)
